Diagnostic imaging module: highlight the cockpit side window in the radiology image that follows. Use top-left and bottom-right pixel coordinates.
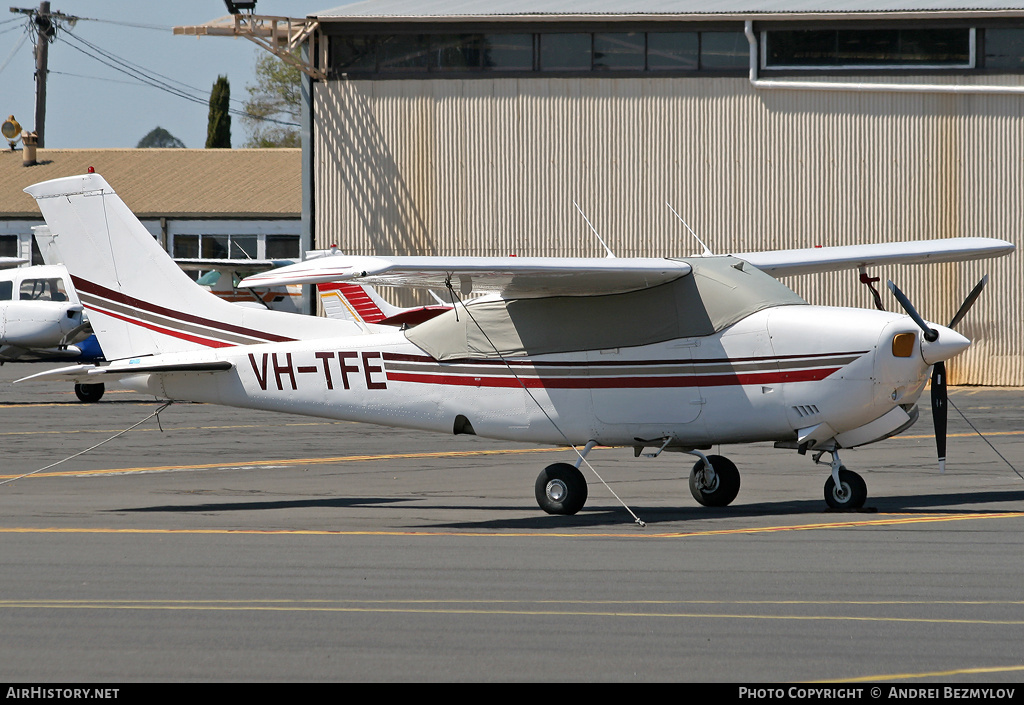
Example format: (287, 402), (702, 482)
(0, 281), (11, 301)
(20, 278), (68, 301)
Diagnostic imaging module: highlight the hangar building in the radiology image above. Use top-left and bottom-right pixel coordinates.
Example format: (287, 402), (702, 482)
(218, 3), (1024, 385)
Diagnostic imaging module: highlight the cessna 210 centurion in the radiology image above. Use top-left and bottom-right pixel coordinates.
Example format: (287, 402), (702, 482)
(20, 172), (1015, 516)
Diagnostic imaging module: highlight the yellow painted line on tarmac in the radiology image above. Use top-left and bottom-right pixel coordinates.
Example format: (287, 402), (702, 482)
(0, 446), (563, 479)
(0, 420), (348, 437)
(820, 663), (1024, 683)
(0, 511), (1020, 538)
(0, 597), (1021, 626)
(899, 430), (1024, 440)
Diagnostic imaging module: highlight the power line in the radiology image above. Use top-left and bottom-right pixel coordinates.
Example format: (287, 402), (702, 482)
(4, 7), (299, 134)
(73, 17), (170, 32)
(57, 26), (299, 127)
(0, 24), (29, 77)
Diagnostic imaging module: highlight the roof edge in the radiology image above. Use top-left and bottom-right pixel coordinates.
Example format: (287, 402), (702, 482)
(314, 10), (1024, 22)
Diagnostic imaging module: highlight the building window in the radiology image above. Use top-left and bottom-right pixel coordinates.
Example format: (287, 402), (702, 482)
(482, 34), (534, 70)
(328, 24), (1024, 77)
(540, 33), (592, 71)
(329, 29), (749, 77)
(333, 35), (377, 72)
(231, 235), (258, 259)
(266, 235), (300, 260)
(0, 235), (18, 258)
(379, 34), (430, 72)
(648, 32), (699, 71)
(700, 31), (749, 70)
(594, 33), (646, 71)
(765, 28), (973, 68)
(984, 28), (1024, 69)
(432, 34), (482, 71)
(172, 233), (276, 260)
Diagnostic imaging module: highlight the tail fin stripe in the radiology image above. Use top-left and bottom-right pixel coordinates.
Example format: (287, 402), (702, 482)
(73, 276), (297, 344)
(335, 283), (385, 322)
(79, 292), (257, 347)
(89, 304), (235, 349)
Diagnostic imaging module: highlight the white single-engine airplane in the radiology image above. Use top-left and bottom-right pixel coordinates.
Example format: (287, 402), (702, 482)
(0, 262), (106, 402)
(20, 173), (1015, 515)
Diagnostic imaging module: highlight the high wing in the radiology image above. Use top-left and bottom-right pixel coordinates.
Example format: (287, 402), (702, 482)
(239, 256), (693, 297)
(0, 257), (28, 269)
(173, 258), (296, 274)
(238, 238), (1013, 295)
(736, 237), (1016, 277)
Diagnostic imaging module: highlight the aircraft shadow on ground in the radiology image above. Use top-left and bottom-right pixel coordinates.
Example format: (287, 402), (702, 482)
(429, 488), (1024, 530)
(104, 489), (1024, 529)
(111, 497), (410, 513)
(0, 400), (156, 407)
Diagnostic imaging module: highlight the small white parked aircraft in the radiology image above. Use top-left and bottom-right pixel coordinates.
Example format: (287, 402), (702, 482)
(20, 173), (1015, 515)
(174, 259), (305, 313)
(0, 262), (106, 402)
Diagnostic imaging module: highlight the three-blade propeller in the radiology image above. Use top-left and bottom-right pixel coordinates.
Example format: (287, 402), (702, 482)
(887, 276), (988, 472)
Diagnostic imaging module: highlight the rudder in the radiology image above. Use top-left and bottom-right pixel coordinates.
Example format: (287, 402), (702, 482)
(25, 173), (357, 361)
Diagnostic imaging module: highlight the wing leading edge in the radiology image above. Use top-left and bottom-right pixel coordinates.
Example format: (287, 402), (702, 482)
(238, 238), (1014, 296)
(239, 256), (694, 297)
(735, 237), (1015, 277)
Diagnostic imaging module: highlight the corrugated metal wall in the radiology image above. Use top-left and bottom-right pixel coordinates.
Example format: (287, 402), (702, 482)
(313, 76), (1023, 385)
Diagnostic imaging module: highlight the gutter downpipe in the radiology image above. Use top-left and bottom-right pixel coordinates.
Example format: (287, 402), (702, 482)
(744, 20), (1024, 95)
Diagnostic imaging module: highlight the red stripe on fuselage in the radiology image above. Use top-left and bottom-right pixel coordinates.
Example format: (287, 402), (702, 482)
(380, 351), (867, 367)
(386, 367), (839, 389)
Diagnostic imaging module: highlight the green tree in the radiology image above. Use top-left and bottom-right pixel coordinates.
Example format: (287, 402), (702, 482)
(136, 126), (186, 147)
(206, 75), (231, 149)
(242, 51), (301, 148)
(137, 126), (186, 148)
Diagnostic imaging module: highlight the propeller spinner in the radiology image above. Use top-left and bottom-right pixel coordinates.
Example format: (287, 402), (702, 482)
(887, 277), (987, 472)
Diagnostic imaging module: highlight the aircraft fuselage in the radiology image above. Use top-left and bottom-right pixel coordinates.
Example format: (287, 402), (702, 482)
(122, 304), (943, 451)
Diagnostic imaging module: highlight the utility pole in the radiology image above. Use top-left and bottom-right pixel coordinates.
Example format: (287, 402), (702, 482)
(33, 1), (51, 147)
(10, 2), (72, 148)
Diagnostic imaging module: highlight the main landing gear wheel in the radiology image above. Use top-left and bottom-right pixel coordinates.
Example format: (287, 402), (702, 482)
(74, 383), (105, 403)
(689, 455), (741, 507)
(824, 467), (867, 510)
(535, 463), (588, 515)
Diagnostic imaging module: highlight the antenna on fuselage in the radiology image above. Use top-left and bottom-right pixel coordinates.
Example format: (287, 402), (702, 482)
(666, 202), (713, 257)
(573, 201), (615, 258)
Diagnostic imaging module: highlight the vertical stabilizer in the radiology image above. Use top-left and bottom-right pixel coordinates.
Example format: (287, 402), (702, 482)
(318, 282), (403, 323)
(25, 173), (357, 361)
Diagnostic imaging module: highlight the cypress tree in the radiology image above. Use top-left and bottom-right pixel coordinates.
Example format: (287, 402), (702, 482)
(206, 75), (231, 149)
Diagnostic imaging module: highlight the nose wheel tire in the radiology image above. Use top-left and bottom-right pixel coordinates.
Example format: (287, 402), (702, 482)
(824, 467), (867, 509)
(74, 383), (105, 403)
(535, 463), (588, 515)
(688, 455), (741, 507)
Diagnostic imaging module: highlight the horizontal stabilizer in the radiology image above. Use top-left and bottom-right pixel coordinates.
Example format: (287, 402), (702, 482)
(16, 359), (234, 384)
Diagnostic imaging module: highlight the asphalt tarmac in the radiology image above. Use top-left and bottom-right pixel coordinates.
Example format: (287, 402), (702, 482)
(1, 364), (1023, 683)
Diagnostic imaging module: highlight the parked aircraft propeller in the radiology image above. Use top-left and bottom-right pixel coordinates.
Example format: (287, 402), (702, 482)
(887, 276), (988, 472)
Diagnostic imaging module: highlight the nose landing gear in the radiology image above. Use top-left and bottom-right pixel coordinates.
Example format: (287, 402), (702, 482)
(818, 450), (867, 510)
